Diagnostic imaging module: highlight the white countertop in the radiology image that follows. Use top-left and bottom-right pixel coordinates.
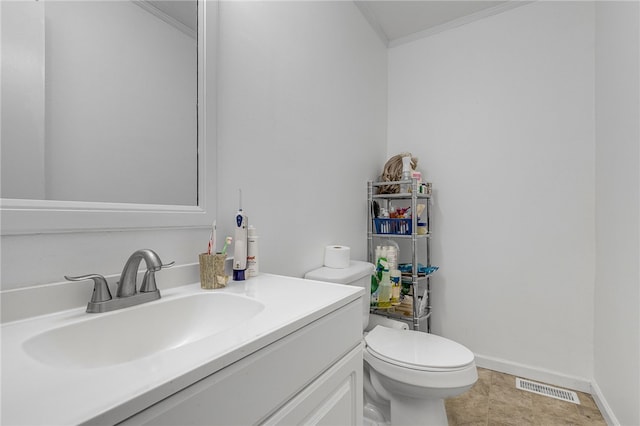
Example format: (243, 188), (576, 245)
(1, 274), (362, 426)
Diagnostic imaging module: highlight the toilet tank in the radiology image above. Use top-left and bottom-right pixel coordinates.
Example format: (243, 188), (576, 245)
(304, 260), (374, 330)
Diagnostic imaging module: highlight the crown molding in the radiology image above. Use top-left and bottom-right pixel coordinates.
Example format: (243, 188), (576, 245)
(389, 1), (534, 48)
(354, 1), (390, 47)
(133, 0), (196, 39)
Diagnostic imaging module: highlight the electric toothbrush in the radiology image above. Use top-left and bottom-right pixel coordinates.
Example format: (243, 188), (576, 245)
(233, 190), (248, 281)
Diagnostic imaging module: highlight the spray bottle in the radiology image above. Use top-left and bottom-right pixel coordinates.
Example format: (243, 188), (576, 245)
(377, 249), (392, 309)
(233, 190), (248, 281)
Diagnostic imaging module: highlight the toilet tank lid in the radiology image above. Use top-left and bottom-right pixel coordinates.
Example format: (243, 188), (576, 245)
(304, 261), (374, 284)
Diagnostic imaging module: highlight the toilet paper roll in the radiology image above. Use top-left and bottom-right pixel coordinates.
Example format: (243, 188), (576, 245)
(366, 313), (409, 331)
(323, 245), (351, 269)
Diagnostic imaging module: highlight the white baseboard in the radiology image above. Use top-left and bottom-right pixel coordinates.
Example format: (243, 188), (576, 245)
(474, 353), (591, 392)
(475, 353), (620, 425)
(590, 381), (620, 426)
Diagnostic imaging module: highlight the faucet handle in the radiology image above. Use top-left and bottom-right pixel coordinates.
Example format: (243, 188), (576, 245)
(140, 261), (174, 292)
(140, 270), (157, 293)
(64, 274), (112, 303)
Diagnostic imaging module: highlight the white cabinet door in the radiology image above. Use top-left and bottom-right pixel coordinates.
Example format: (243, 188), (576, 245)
(262, 344), (363, 426)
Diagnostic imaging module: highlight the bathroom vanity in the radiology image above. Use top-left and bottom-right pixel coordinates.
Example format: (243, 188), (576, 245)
(1, 275), (363, 425)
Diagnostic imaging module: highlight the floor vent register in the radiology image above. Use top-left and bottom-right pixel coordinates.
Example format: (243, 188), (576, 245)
(515, 378), (581, 404)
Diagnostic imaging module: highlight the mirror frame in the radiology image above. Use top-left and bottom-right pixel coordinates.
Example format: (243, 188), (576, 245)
(0, 0), (216, 236)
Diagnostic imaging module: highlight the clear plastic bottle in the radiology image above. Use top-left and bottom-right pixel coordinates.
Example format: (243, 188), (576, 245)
(385, 245), (398, 271)
(377, 270), (392, 308)
(400, 155), (412, 193)
(390, 269), (401, 305)
(377, 239), (399, 269)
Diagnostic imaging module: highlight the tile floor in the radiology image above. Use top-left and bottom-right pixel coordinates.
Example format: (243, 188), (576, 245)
(445, 368), (607, 426)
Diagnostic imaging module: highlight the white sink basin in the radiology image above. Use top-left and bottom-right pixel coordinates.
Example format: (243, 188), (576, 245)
(23, 292), (264, 369)
(2, 276), (363, 426)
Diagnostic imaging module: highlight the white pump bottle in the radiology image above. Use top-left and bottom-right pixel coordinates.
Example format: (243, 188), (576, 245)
(247, 226), (259, 277)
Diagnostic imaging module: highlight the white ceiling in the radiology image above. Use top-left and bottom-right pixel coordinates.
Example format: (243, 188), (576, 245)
(355, 1), (527, 46)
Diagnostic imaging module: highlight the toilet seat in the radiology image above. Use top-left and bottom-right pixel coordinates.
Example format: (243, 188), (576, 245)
(364, 326), (474, 372)
(364, 326), (478, 391)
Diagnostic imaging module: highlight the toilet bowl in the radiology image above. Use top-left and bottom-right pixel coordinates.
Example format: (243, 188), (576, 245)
(305, 260), (477, 426)
(365, 325), (477, 425)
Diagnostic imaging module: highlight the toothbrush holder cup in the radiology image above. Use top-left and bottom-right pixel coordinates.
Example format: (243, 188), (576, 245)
(199, 253), (228, 289)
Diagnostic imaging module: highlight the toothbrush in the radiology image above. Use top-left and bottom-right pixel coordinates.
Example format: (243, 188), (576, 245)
(207, 221), (216, 255)
(212, 220), (217, 253)
(221, 236), (232, 255)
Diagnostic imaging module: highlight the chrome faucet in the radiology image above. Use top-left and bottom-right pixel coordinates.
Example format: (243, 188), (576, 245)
(117, 249), (168, 297)
(65, 249), (174, 313)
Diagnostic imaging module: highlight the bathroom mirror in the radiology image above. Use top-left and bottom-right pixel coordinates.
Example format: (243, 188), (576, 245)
(0, 0), (216, 234)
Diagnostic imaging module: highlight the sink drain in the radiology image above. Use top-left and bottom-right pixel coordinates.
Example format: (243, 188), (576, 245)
(516, 378), (580, 404)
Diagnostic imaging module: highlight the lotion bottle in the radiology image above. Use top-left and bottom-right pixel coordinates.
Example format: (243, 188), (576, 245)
(247, 225), (259, 278)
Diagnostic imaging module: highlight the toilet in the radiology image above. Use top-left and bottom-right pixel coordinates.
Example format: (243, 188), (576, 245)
(305, 260), (477, 426)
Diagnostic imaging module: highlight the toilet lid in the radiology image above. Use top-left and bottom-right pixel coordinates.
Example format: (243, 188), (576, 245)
(364, 326), (474, 371)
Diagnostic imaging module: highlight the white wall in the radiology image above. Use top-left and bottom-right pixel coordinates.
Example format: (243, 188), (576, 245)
(594, 2), (640, 425)
(216, 1), (387, 277)
(388, 2), (596, 383)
